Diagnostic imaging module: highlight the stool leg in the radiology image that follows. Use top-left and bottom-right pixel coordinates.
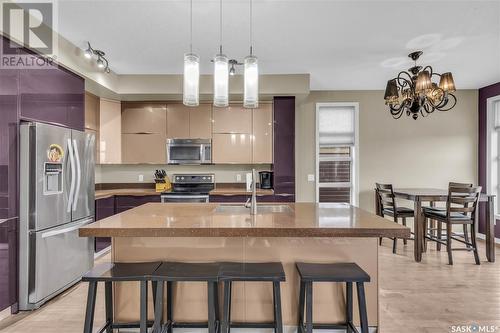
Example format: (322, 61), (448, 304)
(298, 281), (305, 333)
(213, 282), (220, 330)
(221, 281), (232, 333)
(83, 281), (97, 333)
(273, 282), (283, 333)
(346, 282), (353, 333)
(402, 218), (407, 245)
(305, 282), (313, 333)
(104, 281), (113, 333)
(446, 222), (453, 265)
(208, 282), (217, 333)
(437, 221), (442, 251)
(153, 281), (164, 333)
(356, 283), (368, 333)
(167, 281), (173, 333)
(140, 281), (148, 333)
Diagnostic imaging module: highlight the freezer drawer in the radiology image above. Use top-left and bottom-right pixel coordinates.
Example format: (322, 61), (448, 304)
(27, 219), (93, 306)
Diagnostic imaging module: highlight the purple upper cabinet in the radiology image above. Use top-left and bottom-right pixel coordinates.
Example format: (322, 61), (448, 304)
(272, 96), (295, 201)
(19, 60), (84, 131)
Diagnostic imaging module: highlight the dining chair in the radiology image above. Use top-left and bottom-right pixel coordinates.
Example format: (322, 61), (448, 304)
(375, 183), (414, 254)
(422, 183), (481, 265)
(423, 182), (473, 252)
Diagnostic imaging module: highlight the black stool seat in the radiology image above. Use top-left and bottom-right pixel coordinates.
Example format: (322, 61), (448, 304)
(296, 262), (370, 283)
(297, 262), (371, 333)
(218, 262), (286, 281)
(153, 262), (220, 281)
(82, 262), (161, 333)
(82, 262), (161, 282)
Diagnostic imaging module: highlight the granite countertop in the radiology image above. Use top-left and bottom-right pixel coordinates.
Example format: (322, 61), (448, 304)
(79, 202), (410, 238)
(95, 185), (274, 199)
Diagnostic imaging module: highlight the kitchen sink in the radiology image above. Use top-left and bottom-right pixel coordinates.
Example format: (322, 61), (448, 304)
(214, 204), (293, 214)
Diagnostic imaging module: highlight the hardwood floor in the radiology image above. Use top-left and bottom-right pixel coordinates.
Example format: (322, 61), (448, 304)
(0, 241), (499, 333)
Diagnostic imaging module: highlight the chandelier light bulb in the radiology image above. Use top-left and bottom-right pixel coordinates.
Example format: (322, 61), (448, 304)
(97, 57), (105, 68)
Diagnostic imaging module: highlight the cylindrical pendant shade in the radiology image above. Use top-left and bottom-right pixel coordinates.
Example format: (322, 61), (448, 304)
(439, 72), (456, 92)
(183, 53), (200, 106)
(415, 70), (432, 94)
(243, 55), (259, 108)
(213, 54), (229, 107)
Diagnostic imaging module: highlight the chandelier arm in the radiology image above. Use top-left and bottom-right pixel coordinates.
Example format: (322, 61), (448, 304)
(396, 71), (413, 88)
(435, 93), (457, 112)
(389, 104), (404, 119)
(422, 65), (434, 77)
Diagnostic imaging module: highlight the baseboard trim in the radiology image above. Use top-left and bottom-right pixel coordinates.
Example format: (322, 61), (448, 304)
(118, 326), (378, 333)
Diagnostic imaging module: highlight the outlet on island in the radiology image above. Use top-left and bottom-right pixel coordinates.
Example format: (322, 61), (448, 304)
(236, 174), (242, 182)
(138, 174), (144, 182)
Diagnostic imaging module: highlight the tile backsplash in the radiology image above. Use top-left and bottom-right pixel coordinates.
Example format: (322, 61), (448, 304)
(95, 164), (272, 184)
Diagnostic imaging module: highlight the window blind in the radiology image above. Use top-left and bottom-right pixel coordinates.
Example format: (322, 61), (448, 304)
(318, 105), (355, 146)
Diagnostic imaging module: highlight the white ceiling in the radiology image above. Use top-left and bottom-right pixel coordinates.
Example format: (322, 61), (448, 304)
(56, 0), (500, 90)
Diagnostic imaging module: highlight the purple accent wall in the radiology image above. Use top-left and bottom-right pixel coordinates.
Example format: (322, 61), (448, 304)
(478, 82), (500, 237)
(0, 36), (20, 312)
(0, 34), (86, 312)
(272, 96), (295, 201)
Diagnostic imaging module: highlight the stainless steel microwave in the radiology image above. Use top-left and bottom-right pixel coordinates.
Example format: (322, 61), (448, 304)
(166, 138), (212, 164)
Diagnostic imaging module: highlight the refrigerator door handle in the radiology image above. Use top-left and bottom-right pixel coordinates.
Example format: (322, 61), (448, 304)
(40, 218), (94, 239)
(72, 139), (82, 212)
(67, 138), (76, 213)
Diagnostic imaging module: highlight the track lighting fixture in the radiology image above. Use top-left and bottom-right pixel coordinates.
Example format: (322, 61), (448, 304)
(83, 42), (111, 74)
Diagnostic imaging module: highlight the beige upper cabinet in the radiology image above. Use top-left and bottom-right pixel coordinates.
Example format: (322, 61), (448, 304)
(212, 133), (252, 164)
(189, 105), (212, 138)
(84, 92), (99, 131)
(121, 133), (166, 164)
(252, 104), (273, 164)
(122, 103), (167, 134)
(213, 104), (252, 134)
(166, 104), (212, 139)
(166, 104), (190, 138)
(99, 99), (122, 164)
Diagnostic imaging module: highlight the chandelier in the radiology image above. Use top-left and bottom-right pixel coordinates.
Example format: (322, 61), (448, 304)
(384, 51), (456, 120)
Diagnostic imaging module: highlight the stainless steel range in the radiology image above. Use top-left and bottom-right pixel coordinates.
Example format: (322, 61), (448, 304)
(160, 174), (215, 203)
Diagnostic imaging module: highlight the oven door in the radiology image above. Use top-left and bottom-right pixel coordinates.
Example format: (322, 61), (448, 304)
(161, 195), (209, 203)
(167, 144), (203, 164)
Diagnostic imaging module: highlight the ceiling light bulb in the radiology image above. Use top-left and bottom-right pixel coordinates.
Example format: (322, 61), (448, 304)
(229, 65), (235, 76)
(97, 57), (104, 68)
(84, 48), (92, 59)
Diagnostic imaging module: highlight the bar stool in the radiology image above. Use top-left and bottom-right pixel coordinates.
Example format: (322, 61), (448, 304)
(219, 262), (286, 333)
(82, 261), (161, 333)
(151, 262), (220, 333)
(296, 262), (371, 333)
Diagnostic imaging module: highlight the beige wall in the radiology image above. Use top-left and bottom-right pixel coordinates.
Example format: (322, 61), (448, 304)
(295, 90), (479, 212)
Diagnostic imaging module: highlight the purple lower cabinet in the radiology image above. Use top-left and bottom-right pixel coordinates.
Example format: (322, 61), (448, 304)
(95, 197), (116, 252)
(273, 96), (296, 201)
(0, 218), (17, 312)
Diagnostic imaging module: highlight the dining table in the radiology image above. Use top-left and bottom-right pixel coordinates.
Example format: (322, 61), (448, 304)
(374, 188), (496, 263)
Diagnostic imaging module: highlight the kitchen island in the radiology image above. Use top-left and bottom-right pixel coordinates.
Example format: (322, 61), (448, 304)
(79, 202), (410, 331)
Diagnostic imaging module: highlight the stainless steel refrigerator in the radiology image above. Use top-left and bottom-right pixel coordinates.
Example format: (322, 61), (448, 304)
(19, 122), (95, 310)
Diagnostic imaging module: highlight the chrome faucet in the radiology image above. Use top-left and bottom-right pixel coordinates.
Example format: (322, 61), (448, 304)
(244, 169), (258, 215)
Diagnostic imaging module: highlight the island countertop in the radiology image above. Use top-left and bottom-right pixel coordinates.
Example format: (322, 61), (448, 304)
(79, 202), (410, 238)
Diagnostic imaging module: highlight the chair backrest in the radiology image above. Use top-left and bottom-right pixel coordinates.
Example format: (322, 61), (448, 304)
(446, 182), (482, 220)
(375, 183), (396, 212)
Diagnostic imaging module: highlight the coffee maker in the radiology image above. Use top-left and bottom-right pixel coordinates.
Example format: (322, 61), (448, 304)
(259, 171), (273, 189)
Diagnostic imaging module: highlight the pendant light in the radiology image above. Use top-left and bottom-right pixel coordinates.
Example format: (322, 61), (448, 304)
(183, 0), (200, 106)
(213, 0), (229, 107)
(244, 0), (258, 108)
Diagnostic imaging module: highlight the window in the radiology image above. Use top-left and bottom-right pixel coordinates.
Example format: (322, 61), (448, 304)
(486, 96), (500, 217)
(315, 103), (359, 205)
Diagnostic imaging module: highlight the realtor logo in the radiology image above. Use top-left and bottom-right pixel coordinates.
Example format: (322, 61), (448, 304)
(2, 2), (53, 54)
(1, 1), (56, 69)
